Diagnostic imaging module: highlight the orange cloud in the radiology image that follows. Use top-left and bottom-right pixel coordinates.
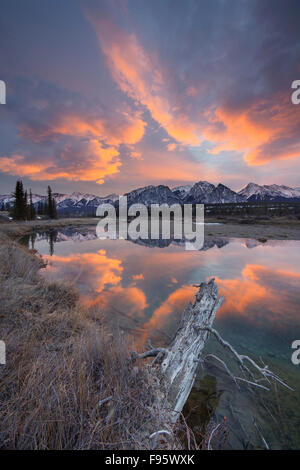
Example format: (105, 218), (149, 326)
(204, 94), (300, 165)
(215, 264), (300, 326)
(215, 275), (268, 318)
(1, 75), (147, 184)
(43, 248), (148, 319)
(142, 284), (196, 334)
(100, 285), (148, 318)
(29, 112), (146, 148)
(167, 143), (177, 151)
(0, 140), (121, 183)
(0, 155), (51, 178)
(88, 17), (201, 147)
(44, 249), (123, 293)
(87, 13), (300, 167)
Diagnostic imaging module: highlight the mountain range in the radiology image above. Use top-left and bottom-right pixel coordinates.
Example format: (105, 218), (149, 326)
(237, 183), (300, 201)
(1, 182), (300, 215)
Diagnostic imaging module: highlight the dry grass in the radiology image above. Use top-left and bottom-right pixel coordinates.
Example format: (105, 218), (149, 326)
(0, 238), (163, 449)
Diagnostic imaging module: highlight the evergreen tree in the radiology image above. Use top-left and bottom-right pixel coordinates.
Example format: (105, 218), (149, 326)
(37, 201), (44, 216)
(11, 181), (58, 220)
(47, 186), (57, 219)
(24, 190), (28, 219)
(52, 198), (57, 219)
(48, 230), (57, 256)
(30, 232), (37, 250)
(12, 180), (26, 220)
(29, 189), (36, 220)
(47, 186), (53, 218)
(44, 200), (48, 216)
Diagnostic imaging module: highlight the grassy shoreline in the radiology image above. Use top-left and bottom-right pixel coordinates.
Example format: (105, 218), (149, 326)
(0, 214), (300, 242)
(0, 220), (298, 449)
(0, 230), (165, 450)
(0, 217), (99, 240)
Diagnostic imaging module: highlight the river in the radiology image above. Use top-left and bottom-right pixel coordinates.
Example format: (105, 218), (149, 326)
(25, 226), (300, 449)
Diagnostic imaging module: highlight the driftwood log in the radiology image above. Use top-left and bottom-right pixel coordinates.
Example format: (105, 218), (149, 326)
(131, 278), (291, 448)
(131, 278), (223, 444)
(158, 278), (223, 422)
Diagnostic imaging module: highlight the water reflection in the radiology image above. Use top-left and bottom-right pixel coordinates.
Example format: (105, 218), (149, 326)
(183, 375), (223, 444)
(31, 227), (300, 448)
(32, 229), (300, 352)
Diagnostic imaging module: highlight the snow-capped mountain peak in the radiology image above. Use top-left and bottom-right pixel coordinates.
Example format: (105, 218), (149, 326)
(1, 181), (300, 214)
(69, 192), (98, 202)
(172, 185), (193, 199)
(123, 184), (181, 207)
(238, 183), (300, 201)
(0, 190), (119, 214)
(183, 181), (244, 204)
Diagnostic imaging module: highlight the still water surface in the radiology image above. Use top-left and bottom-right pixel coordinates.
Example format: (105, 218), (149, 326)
(29, 227), (300, 449)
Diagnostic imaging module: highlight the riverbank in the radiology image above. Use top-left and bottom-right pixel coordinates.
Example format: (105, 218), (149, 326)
(0, 234), (165, 450)
(204, 220), (300, 240)
(1, 215), (300, 242)
(0, 221), (296, 449)
(0, 217), (99, 241)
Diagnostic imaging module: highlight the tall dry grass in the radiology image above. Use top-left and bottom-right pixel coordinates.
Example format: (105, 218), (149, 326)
(0, 238), (163, 449)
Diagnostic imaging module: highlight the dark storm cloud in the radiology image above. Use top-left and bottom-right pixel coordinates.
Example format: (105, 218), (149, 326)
(126, 0), (300, 110)
(0, 0), (299, 193)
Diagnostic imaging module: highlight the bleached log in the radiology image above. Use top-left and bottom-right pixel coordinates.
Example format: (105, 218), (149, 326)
(130, 278), (290, 447)
(156, 278), (224, 422)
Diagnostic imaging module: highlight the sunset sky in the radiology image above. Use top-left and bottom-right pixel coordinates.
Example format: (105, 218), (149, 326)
(0, 0), (299, 196)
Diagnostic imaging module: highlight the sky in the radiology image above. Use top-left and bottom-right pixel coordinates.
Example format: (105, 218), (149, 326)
(0, 0), (299, 196)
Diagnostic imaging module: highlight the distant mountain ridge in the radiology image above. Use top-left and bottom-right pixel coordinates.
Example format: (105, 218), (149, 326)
(121, 185), (181, 208)
(1, 182), (300, 215)
(182, 182), (244, 204)
(238, 183), (300, 202)
(121, 181), (300, 207)
(0, 191), (119, 216)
